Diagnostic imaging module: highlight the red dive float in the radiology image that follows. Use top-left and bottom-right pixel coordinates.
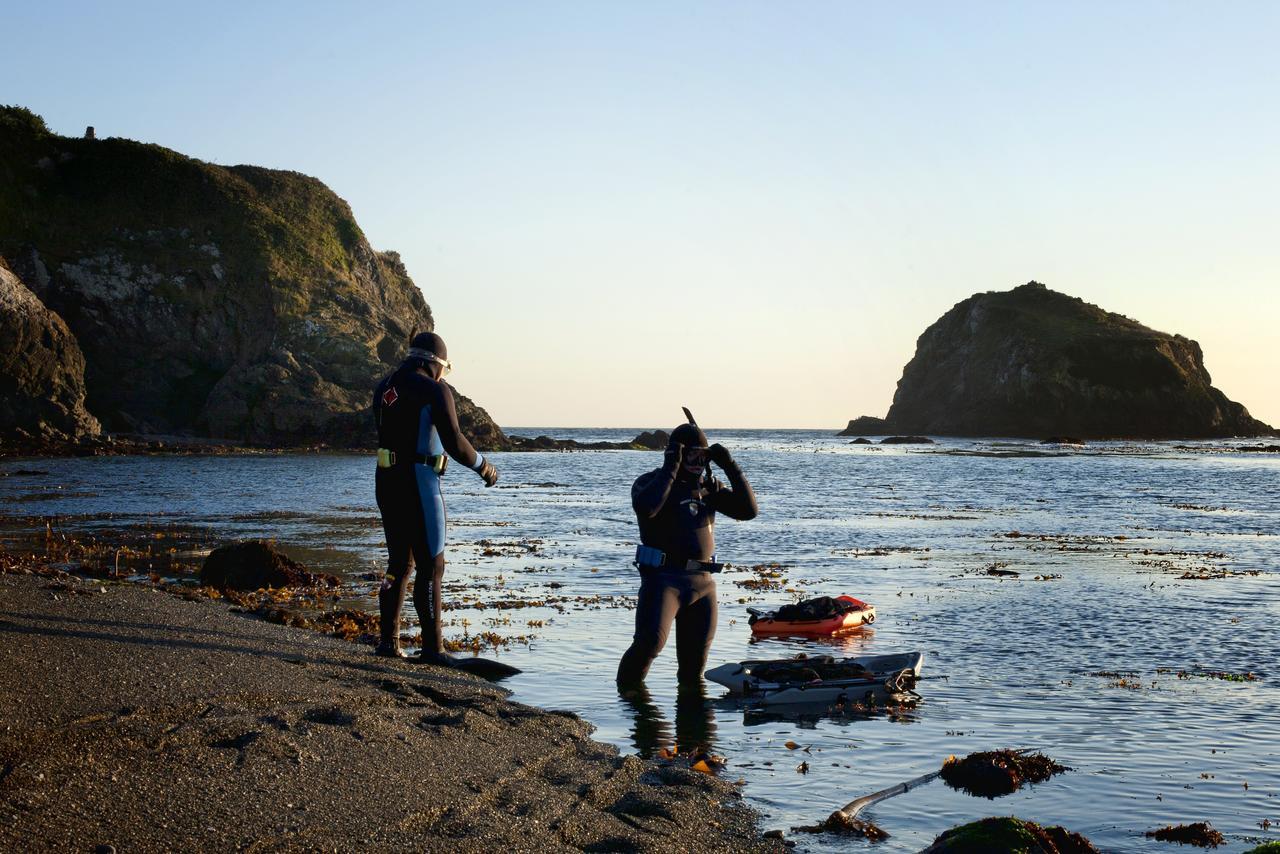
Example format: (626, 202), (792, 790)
(747, 595), (876, 637)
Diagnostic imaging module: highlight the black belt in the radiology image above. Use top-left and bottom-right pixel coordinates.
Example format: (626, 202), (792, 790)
(377, 449), (448, 474)
(634, 544), (722, 573)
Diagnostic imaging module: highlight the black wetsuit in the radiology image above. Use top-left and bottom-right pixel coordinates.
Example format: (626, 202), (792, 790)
(373, 362), (487, 654)
(616, 454), (757, 686)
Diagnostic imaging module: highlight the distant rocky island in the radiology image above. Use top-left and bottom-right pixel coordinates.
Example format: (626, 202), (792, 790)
(842, 282), (1274, 440)
(1, 105), (506, 451)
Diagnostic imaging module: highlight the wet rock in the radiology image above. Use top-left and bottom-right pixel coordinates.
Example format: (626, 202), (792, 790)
(922, 817), (1098, 853)
(200, 541), (338, 591)
(838, 416), (888, 436)
(848, 437), (872, 444)
(631, 429), (670, 450)
(940, 749), (1070, 798)
(880, 436), (935, 445)
(1243, 842), (1280, 854)
(1041, 436), (1086, 445)
(1145, 822), (1225, 848)
(0, 259), (101, 442)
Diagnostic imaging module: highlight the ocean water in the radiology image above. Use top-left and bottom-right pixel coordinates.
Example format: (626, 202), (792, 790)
(2, 430), (1278, 852)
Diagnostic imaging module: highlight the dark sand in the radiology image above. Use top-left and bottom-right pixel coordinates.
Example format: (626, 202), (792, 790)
(0, 572), (780, 852)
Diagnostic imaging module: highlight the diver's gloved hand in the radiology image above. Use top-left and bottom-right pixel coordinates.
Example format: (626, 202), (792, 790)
(663, 442), (685, 473)
(708, 443), (734, 468)
(477, 460), (499, 487)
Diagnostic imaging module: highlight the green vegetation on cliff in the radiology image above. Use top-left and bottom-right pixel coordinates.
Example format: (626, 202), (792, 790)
(0, 105), (503, 446)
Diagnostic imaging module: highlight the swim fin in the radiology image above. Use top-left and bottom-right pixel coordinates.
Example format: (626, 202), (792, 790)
(416, 650), (521, 680)
(452, 656), (522, 680)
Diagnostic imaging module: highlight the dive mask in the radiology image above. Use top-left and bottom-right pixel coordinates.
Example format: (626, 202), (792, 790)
(408, 347), (452, 376)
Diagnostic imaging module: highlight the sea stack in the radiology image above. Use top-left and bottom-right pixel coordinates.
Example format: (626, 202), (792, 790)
(841, 282), (1273, 439)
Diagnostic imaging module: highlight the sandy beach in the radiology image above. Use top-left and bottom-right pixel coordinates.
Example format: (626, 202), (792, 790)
(0, 569), (781, 852)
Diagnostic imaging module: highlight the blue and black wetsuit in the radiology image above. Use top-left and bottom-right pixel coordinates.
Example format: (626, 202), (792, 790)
(617, 441), (757, 686)
(374, 362), (489, 654)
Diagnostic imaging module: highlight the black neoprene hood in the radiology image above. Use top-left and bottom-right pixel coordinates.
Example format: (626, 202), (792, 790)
(669, 422), (708, 449)
(410, 331), (447, 360)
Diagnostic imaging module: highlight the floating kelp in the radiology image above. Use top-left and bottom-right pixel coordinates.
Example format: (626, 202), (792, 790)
(940, 749), (1070, 798)
(1145, 822), (1225, 847)
(921, 817), (1098, 853)
(794, 811), (890, 840)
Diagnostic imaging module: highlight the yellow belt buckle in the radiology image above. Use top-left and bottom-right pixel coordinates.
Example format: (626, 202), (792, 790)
(377, 448), (395, 468)
(432, 455), (447, 475)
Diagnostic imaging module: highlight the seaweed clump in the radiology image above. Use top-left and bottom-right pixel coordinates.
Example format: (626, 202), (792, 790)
(794, 811), (890, 840)
(940, 749), (1070, 797)
(921, 817), (1098, 853)
(1145, 822), (1225, 848)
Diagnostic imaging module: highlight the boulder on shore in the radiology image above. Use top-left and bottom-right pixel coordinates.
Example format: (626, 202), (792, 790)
(201, 541), (338, 590)
(880, 436), (934, 445)
(0, 259), (100, 442)
(839, 281), (1274, 440)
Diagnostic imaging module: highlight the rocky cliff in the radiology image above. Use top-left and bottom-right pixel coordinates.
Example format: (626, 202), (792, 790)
(0, 106), (504, 447)
(0, 258), (100, 441)
(841, 282), (1273, 439)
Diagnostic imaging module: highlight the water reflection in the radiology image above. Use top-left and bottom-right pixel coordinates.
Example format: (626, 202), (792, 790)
(618, 680), (718, 758)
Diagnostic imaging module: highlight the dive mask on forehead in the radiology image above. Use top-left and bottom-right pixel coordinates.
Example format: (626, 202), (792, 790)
(408, 348), (452, 376)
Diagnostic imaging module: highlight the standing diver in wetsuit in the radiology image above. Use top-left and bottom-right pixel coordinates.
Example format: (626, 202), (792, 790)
(617, 420), (758, 688)
(373, 331), (502, 670)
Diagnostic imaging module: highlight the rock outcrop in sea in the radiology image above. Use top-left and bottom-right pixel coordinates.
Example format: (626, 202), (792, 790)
(0, 105), (504, 448)
(841, 282), (1274, 439)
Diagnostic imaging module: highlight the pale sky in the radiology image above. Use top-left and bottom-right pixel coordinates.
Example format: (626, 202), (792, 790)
(5, 1), (1278, 428)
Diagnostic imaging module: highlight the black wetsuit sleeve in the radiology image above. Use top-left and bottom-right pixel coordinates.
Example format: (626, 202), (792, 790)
(431, 382), (481, 468)
(707, 459), (758, 520)
(632, 466), (678, 519)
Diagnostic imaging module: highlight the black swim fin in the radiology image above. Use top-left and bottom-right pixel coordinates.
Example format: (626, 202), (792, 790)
(415, 651), (521, 680)
(451, 656), (522, 680)
(682, 406), (697, 426)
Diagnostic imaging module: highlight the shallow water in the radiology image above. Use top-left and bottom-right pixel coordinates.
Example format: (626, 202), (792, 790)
(3, 431), (1278, 852)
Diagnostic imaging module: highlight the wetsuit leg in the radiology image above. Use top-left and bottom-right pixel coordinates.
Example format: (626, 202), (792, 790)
(413, 553), (446, 654)
(411, 464), (448, 655)
(674, 574), (717, 685)
(616, 572), (683, 686)
(376, 471), (419, 649)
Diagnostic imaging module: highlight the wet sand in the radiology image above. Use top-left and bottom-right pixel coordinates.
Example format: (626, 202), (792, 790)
(0, 571), (780, 852)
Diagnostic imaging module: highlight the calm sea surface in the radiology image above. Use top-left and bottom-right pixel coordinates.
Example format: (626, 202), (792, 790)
(3, 430), (1278, 852)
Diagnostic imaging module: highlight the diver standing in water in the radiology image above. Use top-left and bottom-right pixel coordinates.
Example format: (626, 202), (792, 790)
(373, 332), (515, 677)
(617, 414), (758, 688)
